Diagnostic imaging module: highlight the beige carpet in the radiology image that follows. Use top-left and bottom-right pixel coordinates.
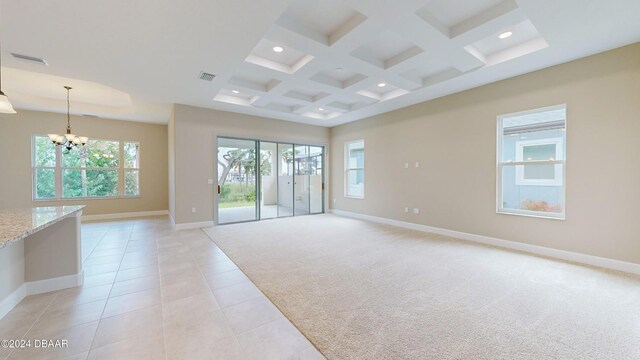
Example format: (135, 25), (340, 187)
(203, 215), (640, 360)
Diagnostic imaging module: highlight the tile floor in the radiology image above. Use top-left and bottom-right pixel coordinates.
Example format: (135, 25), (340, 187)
(0, 216), (325, 360)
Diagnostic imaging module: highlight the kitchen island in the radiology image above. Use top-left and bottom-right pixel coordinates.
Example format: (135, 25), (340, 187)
(0, 206), (84, 319)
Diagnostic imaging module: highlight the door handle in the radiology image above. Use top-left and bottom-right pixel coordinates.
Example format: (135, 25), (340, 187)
(217, 185), (220, 194)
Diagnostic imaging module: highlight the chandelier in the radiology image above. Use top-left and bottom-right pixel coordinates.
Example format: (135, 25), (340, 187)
(48, 86), (88, 150)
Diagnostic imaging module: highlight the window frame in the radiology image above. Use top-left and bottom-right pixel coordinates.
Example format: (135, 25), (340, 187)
(496, 104), (567, 220)
(344, 139), (365, 199)
(31, 135), (141, 201)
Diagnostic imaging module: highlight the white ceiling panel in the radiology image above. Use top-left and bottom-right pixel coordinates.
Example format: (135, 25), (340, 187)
(2, 0), (640, 127)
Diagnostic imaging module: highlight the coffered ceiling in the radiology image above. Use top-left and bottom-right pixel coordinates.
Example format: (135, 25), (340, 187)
(2, 0), (640, 126)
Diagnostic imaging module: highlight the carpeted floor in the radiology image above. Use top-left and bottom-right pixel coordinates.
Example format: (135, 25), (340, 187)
(203, 214), (640, 360)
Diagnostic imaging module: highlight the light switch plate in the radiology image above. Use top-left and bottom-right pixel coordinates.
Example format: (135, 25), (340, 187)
(207, 179), (213, 184)
(413, 208), (420, 214)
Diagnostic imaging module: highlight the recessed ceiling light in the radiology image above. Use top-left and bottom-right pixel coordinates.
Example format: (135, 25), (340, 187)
(499, 31), (513, 39)
(318, 107), (324, 111)
(272, 46), (284, 53)
(335, 67), (343, 72)
(377, 82), (387, 88)
(232, 90), (239, 94)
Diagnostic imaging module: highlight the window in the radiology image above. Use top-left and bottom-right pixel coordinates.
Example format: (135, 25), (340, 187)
(33, 136), (57, 199)
(515, 138), (563, 186)
(62, 139), (120, 198)
(124, 142), (140, 196)
(345, 140), (364, 198)
(497, 105), (566, 219)
(32, 136), (140, 200)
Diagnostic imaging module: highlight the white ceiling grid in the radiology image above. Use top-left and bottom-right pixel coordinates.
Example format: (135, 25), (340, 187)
(3, 0), (640, 125)
(213, 0), (546, 124)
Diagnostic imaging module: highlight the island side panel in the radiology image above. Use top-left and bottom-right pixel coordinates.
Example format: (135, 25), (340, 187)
(0, 242), (25, 317)
(24, 213), (82, 289)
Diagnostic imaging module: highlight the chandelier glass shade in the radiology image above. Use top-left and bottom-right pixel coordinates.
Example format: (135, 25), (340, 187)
(48, 86), (88, 150)
(0, 34), (16, 114)
(0, 90), (16, 114)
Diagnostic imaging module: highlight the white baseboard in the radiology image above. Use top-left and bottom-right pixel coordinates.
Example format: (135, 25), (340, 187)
(174, 221), (215, 230)
(0, 284), (26, 320)
(330, 209), (640, 276)
(26, 271), (84, 295)
(82, 210), (168, 222)
(0, 271), (84, 320)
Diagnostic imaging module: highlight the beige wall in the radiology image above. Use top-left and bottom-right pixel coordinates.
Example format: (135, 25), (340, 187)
(0, 110), (168, 215)
(172, 105), (330, 224)
(330, 43), (640, 264)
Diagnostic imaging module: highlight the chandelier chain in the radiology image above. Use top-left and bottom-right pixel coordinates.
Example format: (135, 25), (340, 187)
(65, 86), (72, 129)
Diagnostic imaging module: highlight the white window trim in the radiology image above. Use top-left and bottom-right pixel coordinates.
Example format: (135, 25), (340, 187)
(31, 135), (141, 201)
(344, 139), (364, 199)
(515, 137), (563, 186)
(496, 104), (567, 220)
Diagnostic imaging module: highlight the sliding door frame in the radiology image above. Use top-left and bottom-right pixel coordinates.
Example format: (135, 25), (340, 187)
(216, 136), (260, 225)
(215, 135), (326, 225)
(306, 145), (325, 215)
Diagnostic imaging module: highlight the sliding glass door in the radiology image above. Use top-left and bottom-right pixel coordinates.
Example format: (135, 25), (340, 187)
(308, 146), (324, 214)
(259, 142), (278, 220)
(294, 145), (310, 216)
(217, 137), (324, 224)
(217, 138), (258, 224)
(277, 143), (294, 218)
(293, 145), (324, 216)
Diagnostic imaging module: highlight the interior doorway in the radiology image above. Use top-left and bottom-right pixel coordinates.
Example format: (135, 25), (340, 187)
(216, 137), (325, 224)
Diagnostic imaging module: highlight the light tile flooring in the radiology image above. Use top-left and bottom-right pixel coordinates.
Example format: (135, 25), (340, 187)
(1, 216), (325, 360)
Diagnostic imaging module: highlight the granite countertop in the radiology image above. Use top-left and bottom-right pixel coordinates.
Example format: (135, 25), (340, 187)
(0, 206), (85, 249)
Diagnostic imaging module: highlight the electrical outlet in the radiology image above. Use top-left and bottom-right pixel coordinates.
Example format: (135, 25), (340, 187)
(415, 162), (420, 168)
(404, 163), (409, 169)
(191, 207), (196, 213)
(404, 207), (409, 213)
(207, 179), (213, 184)
(413, 208), (420, 214)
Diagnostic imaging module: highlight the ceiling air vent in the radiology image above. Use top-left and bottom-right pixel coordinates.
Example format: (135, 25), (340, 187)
(11, 53), (48, 65)
(199, 72), (216, 81)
